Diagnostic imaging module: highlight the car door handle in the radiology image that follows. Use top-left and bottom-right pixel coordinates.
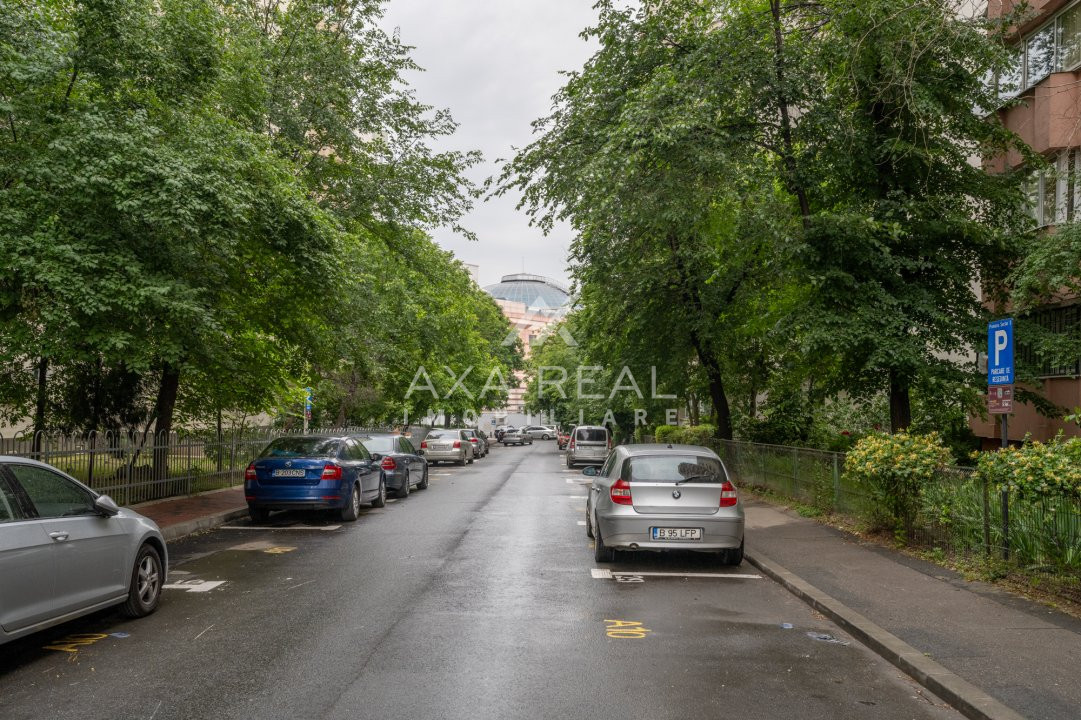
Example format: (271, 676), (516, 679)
(49, 531), (69, 542)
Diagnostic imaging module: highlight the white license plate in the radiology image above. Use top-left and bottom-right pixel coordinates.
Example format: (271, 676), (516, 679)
(271, 469), (306, 478)
(432, 444), (451, 450)
(651, 527), (702, 541)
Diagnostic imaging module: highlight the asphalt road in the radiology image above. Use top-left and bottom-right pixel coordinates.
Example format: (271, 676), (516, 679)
(0, 442), (962, 720)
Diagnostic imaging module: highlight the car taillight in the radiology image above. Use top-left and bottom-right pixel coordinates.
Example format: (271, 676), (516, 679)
(245, 463), (257, 482)
(453, 440), (461, 448)
(322, 463), (342, 481)
(469, 438), (478, 444)
(381, 456), (397, 470)
(720, 480), (738, 507)
(610, 478), (633, 505)
(421, 440), (428, 449)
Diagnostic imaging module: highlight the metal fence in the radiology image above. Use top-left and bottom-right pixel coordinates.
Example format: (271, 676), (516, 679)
(705, 439), (1081, 574)
(0, 426), (432, 506)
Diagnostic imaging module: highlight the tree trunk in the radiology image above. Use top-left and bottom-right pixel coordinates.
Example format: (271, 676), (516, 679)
(888, 369), (911, 433)
(31, 355), (48, 456)
(152, 363), (181, 482)
(688, 331), (732, 440)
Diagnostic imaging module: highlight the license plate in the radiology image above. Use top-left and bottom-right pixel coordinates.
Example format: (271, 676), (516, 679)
(432, 444), (450, 450)
(651, 527), (702, 541)
(271, 469), (306, 478)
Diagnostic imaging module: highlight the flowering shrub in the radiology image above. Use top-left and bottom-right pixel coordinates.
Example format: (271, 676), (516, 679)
(843, 432), (952, 532)
(975, 436), (1081, 501)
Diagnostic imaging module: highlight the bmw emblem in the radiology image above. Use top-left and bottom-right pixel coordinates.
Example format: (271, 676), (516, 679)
(672, 490), (681, 499)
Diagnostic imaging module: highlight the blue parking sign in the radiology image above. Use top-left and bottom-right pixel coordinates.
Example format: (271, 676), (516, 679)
(988, 319), (1014, 385)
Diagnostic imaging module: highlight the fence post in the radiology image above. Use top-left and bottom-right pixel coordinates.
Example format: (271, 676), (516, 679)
(832, 453), (841, 512)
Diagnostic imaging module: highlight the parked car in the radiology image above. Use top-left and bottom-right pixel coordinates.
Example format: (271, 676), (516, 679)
(420, 429), (475, 465)
(584, 443), (745, 565)
(356, 433), (429, 498)
(501, 428), (533, 446)
(461, 428), (489, 458)
(494, 425), (509, 442)
(245, 435), (386, 523)
(557, 426), (575, 450)
(0, 457), (168, 646)
(521, 425), (555, 440)
(566, 425), (610, 467)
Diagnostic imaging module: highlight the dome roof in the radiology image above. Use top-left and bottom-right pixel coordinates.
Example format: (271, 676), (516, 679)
(484, 274), (571, 311)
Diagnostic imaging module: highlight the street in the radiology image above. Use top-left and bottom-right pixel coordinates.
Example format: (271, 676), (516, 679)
(0, 442), (959, 720)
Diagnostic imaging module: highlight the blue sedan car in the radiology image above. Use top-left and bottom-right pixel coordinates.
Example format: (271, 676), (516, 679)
(245, 435), (386, 523)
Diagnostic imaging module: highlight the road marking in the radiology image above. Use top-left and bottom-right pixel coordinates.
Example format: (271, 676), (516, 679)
(577, 520), (587, 526)
(590, 570), (761, 580)
(566, 478), (589, 484)
(163, 579), (227, 593)
(286, 579), (315, 590)
(567, 495), (588, 499)
(264, 546), (296, 554)
(43, 633), (110, 653)
(220, 525), (341, 531)
(604, 619), (652, 639)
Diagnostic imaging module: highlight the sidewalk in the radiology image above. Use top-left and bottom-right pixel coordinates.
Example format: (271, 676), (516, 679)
(745, 499), (1081, 720)
(132, 486), (248, 541)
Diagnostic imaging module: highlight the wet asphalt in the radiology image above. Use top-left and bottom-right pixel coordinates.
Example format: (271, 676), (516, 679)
(0, 442), (962, 720)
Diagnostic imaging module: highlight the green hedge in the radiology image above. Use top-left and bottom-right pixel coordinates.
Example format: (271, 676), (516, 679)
(652, 424), (717, 445)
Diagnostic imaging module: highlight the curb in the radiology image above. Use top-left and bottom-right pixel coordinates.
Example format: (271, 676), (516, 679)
(160, 507), (249, 542)
(746, 551), (1028, 720)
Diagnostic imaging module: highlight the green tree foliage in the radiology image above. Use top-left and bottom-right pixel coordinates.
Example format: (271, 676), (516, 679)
(503, 0), (1030, 440)
(0, 0), (518, 456)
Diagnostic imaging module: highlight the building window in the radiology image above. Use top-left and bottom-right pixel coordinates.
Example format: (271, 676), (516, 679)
(997, 1), (1081, 101)
(1024, 150), (1078, 227)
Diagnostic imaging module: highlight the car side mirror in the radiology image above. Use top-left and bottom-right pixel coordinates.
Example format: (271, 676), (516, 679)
(582, 467), (598, 477)
(370, 452), (382, 461)
(94, 494), (120, 516)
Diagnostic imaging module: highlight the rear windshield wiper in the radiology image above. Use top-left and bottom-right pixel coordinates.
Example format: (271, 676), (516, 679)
(674, 474), (720, 486)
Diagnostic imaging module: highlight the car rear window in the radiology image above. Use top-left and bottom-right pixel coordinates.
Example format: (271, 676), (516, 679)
(575, 428), (607, 443)
(426, 430), (454, 440)
(259, 437), (342, 458)
(622, 455), (725, 484)
(359, 436), (396, 453)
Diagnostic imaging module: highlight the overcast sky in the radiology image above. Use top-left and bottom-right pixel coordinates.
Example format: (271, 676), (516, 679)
(380, 1), (600, 289)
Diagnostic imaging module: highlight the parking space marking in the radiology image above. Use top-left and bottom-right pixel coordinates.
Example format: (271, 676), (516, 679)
(163, 579), (227, 593)
(577, 520), (587, 526)
(220, 525), (341, 531)
(567, 495), (588, 499)
(604, 619), (652, 639)
(566, 478), (590, 484)
(263, 546), (297, 554)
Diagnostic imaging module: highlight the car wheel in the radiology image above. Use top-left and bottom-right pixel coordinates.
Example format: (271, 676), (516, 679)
(340, 483), (360, 521)
(248, 506), (270, 524)
(724, 538), (744, 566)
(542, 434), (550, 440)
(398, 472), (410, 498)
(417, 466), (429, 490)
(122, 544), (163, 618)
(594, 518), (615, 563)
(467, 455), (474, 464)
(372, 477), (387, 508)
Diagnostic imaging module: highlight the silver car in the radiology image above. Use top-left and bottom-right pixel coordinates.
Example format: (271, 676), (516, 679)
(420, 429), (475, 465)
(521, 425), (555, 440)
(500, 428), (532, 446)
(0, 457), (168, 645)
(584, 444), (745, 565)
(566, 425), (609, 467)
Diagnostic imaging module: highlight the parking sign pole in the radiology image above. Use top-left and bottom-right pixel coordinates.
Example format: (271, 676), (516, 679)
(1001, 413), (1009, 561)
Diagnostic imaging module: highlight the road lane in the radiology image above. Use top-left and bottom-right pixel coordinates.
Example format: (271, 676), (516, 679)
(0, 442), (960, 720)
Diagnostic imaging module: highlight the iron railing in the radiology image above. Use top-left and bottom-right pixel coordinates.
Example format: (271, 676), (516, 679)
(0, 425), (431, 506)
(644, 438), (1081, 574)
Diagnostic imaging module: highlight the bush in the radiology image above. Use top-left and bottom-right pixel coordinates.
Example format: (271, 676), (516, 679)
(654, 424), (680, 443)
(844, 432), (952, 534)
(975, 435), (1081, 501)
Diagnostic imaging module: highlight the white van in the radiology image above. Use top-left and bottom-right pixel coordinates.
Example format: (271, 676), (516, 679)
(566, 425), (610, 468)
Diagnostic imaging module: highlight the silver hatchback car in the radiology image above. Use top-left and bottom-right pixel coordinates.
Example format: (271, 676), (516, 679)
(584, 444), (745, 565)
(0, 457), (168, 645)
